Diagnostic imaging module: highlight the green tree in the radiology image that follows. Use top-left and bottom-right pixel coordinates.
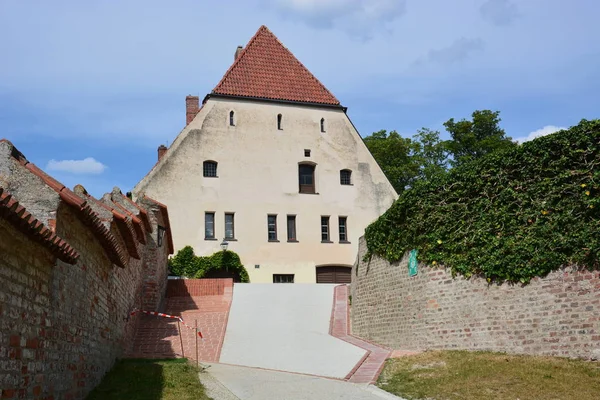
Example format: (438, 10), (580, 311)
(444, 110), (516, 166)
(411, 128), (450, 181)
(363, 130), (420, 193)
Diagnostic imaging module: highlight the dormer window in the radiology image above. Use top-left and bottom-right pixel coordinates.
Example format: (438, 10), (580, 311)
(320, 118), (326, 133)
(277, 114), (283, 130)
(229, 111), (235, 126)
(203, 161), (218, 177)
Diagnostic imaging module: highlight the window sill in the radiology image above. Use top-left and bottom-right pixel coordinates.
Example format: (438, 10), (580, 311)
(339, 241), (351, 244)
(205, 237), (218, 241)
(224, 238), (237, 241)
(203, 176), (219, 178)
(321, 240), (333, 244)
(340, 184), (354, 186)
(268, 240), (280, 243)
(299, 192), (320, 195)
(287, 240), (299, 243)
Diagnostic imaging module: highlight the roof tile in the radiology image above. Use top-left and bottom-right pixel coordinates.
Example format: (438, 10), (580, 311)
(0, 187), (80, 264)
(211, 25), (340, 106)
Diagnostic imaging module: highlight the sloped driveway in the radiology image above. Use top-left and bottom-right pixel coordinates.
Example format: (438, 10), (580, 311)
(218, 283), (367, 379)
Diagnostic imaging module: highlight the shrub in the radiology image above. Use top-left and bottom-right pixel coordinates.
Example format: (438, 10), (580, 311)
(168, 246), (250, 283)
(364, 119), (600, 283)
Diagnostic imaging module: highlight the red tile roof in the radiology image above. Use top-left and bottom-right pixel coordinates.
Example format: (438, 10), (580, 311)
(79, 191), (142, 259)
(0, 187), (79, 264)
(211, 25), (340, 106)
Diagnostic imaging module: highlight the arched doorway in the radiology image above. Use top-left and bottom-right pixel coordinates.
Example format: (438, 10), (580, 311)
(315, 265), (352, 284)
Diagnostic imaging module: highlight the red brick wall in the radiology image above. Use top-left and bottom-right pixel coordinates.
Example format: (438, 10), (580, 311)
(0, 205), (147, 399)
(351, 237), (600, 359)
(166, 278), (233, 297)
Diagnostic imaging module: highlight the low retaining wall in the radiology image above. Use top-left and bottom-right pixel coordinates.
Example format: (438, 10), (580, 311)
(166, 278), (233, 297)
(351, 237), (600, 359)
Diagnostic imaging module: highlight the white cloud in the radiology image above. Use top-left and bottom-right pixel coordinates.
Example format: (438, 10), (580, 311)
(480, 0), (518, 26)
(265, 0), (406, 37)
(46, 157), (107, 175)
(515, 125), (567, 143)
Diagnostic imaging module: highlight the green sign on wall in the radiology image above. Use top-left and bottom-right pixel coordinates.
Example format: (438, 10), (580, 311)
(408, 249), (418, 277)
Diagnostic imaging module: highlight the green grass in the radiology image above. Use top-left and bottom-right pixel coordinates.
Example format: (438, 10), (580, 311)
(87, 358), (212, 400)
(377, 350), (600, 400)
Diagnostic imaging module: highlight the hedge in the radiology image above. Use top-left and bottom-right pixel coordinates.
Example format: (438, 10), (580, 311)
(364, 119), (600, 283)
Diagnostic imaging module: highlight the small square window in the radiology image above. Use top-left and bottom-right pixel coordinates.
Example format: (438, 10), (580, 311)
(203, 161), (218, 177)
(340, 169), (352, 185)
(304, 149), (311, 157)
(273, 274), (294, 283)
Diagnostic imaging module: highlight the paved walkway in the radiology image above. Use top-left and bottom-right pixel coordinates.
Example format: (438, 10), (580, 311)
(218, 284), (367, 379)
(331, 285), (392, 383)
(127, 285), (232, 361)
(199, 363), (405, 400)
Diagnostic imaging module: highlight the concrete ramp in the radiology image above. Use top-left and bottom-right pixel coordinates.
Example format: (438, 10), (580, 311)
(218, 284), (367, 379)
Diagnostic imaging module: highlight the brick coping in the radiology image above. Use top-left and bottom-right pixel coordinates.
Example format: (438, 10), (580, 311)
(329, 284), (392, 384)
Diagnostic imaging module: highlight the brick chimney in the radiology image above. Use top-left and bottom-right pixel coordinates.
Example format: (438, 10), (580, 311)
(186, 95), (199, 125)
(234, 45), (243, 60)
(157, 145), (167, 161)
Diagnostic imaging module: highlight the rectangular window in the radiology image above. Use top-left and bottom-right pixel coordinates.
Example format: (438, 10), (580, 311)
(287, 215), (297, 241)
(157, 226), (166, 247)
(203, 161), (218, 177)
(273, 274), (294, 283)
(205, 212), (215, 239)
(225, 213), (235, 239)
(321, 216), (330, 242)
(299, 164), (316, 194)
(268, 214), (278, 241)
(339, 216), (348, 242)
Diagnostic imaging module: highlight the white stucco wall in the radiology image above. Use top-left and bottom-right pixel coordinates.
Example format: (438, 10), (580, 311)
(134, 97), (397, 283)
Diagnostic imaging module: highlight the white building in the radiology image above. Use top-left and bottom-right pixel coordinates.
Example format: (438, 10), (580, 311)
(133, 26), (397, 283)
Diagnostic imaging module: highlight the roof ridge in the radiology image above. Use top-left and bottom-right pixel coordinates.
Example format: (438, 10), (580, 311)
(0, 187), (80, 263)
(210, 25), (340, 106)
(3, 141), (129, 268)
(210, 26), (266, 96)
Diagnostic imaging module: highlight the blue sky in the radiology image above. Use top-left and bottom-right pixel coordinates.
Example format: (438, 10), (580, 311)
(1, 0), (599, 197)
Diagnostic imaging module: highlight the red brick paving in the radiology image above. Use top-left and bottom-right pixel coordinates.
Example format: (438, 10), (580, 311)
(330, 285), (392, 384)
(126, 280), (233, 362)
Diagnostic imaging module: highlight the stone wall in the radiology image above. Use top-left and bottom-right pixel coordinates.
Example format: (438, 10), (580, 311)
(351, 237), (600, 359)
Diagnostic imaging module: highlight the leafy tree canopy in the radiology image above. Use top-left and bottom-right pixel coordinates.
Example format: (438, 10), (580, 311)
(444, 110), (516, 166)
(363, 110), (515, 193)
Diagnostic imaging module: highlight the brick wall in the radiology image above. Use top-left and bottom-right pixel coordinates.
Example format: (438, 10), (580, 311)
(166, 278), (233, 297)
(0, 205), (146, 399)
(351, 237), (600, 359)
(0, 139), (172, 399)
